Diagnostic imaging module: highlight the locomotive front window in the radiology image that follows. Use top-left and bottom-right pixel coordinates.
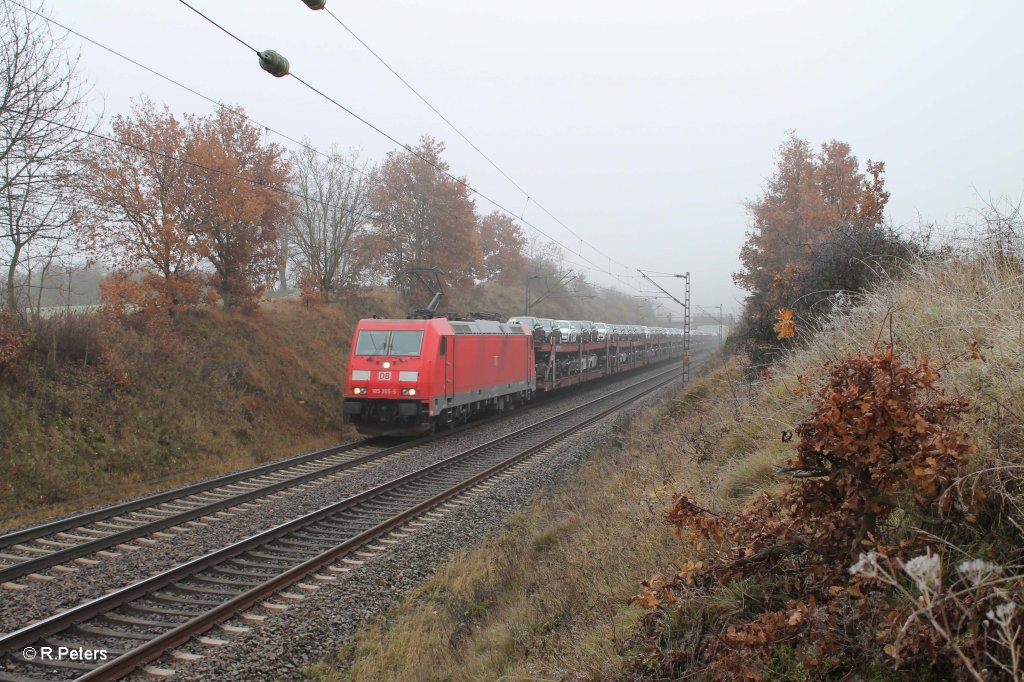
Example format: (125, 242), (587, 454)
(354, 330), (424, 357)
(355, 330), (390, 356)
(388, 331), (423, 356)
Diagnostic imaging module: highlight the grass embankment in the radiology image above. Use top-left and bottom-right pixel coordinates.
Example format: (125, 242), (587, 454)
(307, 353), (745, 682)
(0, 300), (366, 525)
(312, 250), (1023, 681)
(0, 278), (662, 529)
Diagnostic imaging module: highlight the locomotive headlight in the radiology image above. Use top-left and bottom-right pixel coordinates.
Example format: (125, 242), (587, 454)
(382, 361), (392, 369)
(401, 388), (417, 396)
(352, 387), (365, 395)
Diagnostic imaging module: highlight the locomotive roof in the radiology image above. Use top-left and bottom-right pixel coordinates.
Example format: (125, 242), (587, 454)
(356, 317), (528, 335)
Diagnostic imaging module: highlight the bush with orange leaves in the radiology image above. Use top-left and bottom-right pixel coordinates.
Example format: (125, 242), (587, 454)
(296, 267), (327, 306)
(773, 307), (795, 340)
(632, 345), (986, 680)
(0, 312), (27, 376)
(99, 271), (215, 317)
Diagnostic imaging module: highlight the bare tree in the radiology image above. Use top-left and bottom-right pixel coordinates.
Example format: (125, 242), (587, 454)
(289, 141), (372, 301)
(0, 1), (94, 316)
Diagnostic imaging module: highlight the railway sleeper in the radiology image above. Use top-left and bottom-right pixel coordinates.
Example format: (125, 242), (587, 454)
(376, 492), (427, 504)
(102, 611), (183, 628)
(31, 538), (75, 549)
(150, 591), (222, 607)
(122, 603), (198, 618)
(245, 549), (308, 562)
(272, 536), (337, 551)
(189, 573), (259, 589)
(71, 624), (155, 641)
(212, 564), (279, 579)
(258, 543), (318, 557)
(231, 556), (292, 570)
(314, 518), (375, 532)
(173, 582), (247, 597)
(287, 532), (347, 545)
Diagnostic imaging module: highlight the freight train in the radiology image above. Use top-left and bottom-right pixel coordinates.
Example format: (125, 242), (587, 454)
(343, 315), (710, 436)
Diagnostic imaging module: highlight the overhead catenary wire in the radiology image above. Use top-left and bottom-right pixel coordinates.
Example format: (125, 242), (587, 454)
(174, 0), (258, 53)
(323, 8), (530, 200)
(10, 101), (617, 297)
(10, 0), (639, 292)
(8, 1), (603, 273)
(173, 0), (642, 292)
(320, 6), (639, 280)
(6, 1), (370, 180)
(11, 108), (381, 227)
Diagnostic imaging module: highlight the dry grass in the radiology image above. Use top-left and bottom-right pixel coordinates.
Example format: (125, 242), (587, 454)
(0, 299), (361, 525)
(773, 251), (1024, 521)
(305, 352), (744, 682)
(308, 248), (1024, 681)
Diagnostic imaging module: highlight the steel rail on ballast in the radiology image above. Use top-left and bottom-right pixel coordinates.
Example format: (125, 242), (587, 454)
(0, 362), (688, 681)
(0, 432), (457, 585)
(0, 438), (394, 549)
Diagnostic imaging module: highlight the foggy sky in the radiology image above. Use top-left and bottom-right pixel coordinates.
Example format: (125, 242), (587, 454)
(42, 0), (1024, 317)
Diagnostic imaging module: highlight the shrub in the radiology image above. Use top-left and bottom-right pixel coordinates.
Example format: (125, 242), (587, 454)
(632, 344), (980, 680)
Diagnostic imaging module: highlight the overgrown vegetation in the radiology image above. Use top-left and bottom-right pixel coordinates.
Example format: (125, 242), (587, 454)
(731, 131), (925, 365)
(632, 343), (980, 679)
(311, 237), (1024, 681)
(306, 357), (741, 682)
(629, 239), (1024, 680)
(0, 300), (358, 522)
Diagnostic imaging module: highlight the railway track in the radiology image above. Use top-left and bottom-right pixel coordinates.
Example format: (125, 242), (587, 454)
(0, 362), (686, 681)
(0, 435), (453, 588)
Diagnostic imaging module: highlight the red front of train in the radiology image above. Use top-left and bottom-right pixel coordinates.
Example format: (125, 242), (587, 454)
(343, 317), (535, 436)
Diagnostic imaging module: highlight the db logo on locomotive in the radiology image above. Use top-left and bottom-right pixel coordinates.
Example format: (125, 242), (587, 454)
(377, 371), (392, 381)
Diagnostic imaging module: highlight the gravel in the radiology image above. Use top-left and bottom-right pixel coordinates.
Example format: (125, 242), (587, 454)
(0, 362), (685, 680)
(130, 369), (685, 681)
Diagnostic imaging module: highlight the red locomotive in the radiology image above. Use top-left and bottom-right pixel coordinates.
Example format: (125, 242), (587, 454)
(343, 311), (702, 436)
(343, 317), (535, 436)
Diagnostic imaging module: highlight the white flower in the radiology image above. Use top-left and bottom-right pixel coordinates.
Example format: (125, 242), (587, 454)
(957, 558), (1002, 587)
(849, 551), (881, 579)
(903, 553), (942, 592)
(987, 601), (1017, 626)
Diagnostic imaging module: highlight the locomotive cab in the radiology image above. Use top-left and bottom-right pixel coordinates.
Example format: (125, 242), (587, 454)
(344, 317), (535, 437)
(343, 319), (439, 436)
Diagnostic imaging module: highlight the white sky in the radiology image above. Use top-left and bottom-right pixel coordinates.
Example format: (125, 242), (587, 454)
(41, 0), (1024, 317)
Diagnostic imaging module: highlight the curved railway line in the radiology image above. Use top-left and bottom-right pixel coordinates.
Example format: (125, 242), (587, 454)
(0, 360), (689, 681)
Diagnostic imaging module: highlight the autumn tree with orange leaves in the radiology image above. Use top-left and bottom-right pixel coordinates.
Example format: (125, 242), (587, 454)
(365, 136), (481, 299)
(86, 101), (292, 313)
(733, 131), (914, 350)
(84, 98), (209, 313)
(477, 211), (527, 284)
(183, 106), (293, 312)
